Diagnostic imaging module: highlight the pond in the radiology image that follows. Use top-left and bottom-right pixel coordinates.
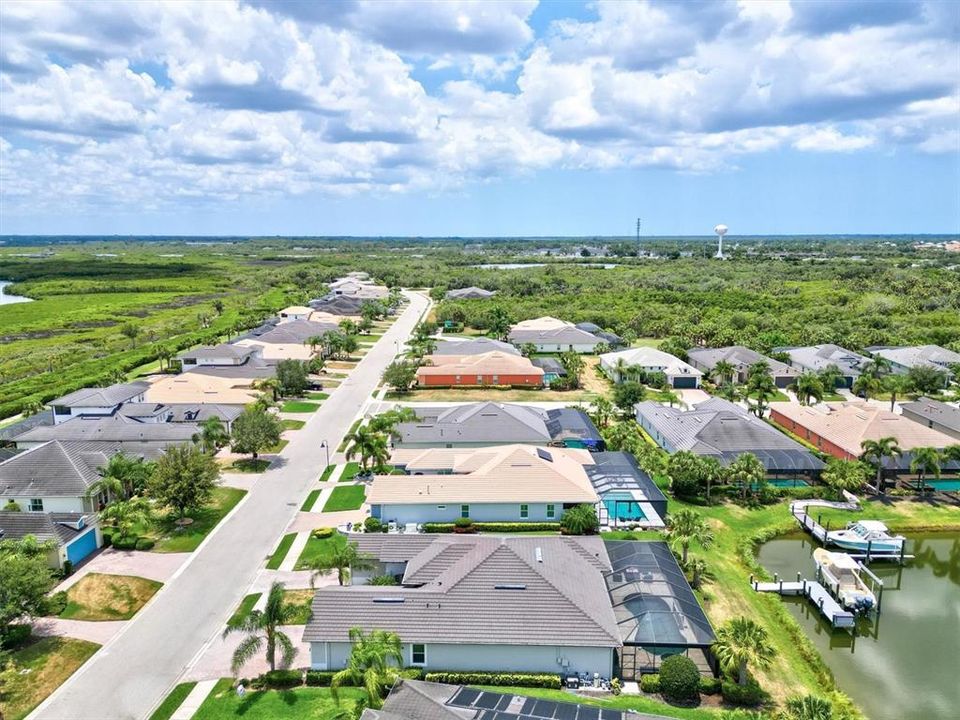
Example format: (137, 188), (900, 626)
(758, 532), (960, 720)
(0, 280), (33, 305)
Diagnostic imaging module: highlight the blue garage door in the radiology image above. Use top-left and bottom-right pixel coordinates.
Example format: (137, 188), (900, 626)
(673, 377), (698, 389)
(66, 529), (98, 565)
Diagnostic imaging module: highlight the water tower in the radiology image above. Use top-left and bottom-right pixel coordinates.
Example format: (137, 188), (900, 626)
(713, 224), (728, 259)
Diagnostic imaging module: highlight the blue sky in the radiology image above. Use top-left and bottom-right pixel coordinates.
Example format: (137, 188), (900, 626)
(1, 0), (958, 236)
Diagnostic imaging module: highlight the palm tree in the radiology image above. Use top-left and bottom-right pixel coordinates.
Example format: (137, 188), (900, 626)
(862, 357), (892, 379)
(859, 437), (902, 492)
(665, 508), (714, 565)
(86, 453), (153, 503)
(192, 417), (230, 455)
(717, 383), (740, 402)
(688, 556), (709, 590)
(99, 496), (152, 542)
(614, 357), (629, 384)
(910, 446), (942, 491)
(713, 617), (775, 686)
(590, 397), (615, 428)
(700, 456), (725, 502)
(223, 581), (299, 674)
(817, 364), (845, 392)
(789, 372), (824, 406)
(253, 377), (281, 402)
(345, 425), (387, 474)
(821, 458), (868, 499)
(660, 388), (685, 409)
(884, 374), (909, 411)
(746, 369), (777, 417)
(852, 374), (880, 401)
(713, 360), (736, 385)
(728, 452), (766, 499)
(782, 694), (834, 720)
(309, 541), (376, 587)
(156, 345), (173, 373)
(331, 628), (404, 709)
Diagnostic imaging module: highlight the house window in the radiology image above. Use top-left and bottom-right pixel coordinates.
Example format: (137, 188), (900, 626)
(546, 504), (555, 519)
(460, 505), (470, 518)
(520, 504), (529, 519)
(436, 505), (446, 510)
(492, 375), (499, 384)
(477, 375), (483, 384)
(455, 375), (461, 384)
(53, 406), (71, 416)
(411, 644), (426, 665)
(29, 498), (43, 512)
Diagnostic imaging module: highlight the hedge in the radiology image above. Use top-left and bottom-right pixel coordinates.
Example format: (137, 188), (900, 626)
(259, 670), (303, 688)
(700, 676), (722, 695)
(135, 538), (155, 551)
(639, 674), (660, 693)
(422, 522), (562, 534)
(306, 668), (424, 687)
(111, 535), (139, 550)
(722, 679), (766, 706)
(423, 672), (561, 689)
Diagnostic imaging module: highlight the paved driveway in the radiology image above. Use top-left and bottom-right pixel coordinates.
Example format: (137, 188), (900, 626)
(31, 292), (429, 720)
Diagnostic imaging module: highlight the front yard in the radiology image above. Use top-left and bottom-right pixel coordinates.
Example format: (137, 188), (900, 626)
(192, 679), (365, 720)
(294, 532), (346, 571)
(227, 590), (313, 627)
(1, 637), (100, 720)
(59, 573), (162, 621)
(321, 485), (365, 512)
(280, 401), (320, 413)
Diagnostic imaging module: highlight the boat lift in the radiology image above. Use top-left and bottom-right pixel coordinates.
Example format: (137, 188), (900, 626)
(790, 505), (913, 564)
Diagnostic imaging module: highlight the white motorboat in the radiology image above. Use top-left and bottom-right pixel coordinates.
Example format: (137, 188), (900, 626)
(814, 548), (876, 612)
(826, 520), (904, 554)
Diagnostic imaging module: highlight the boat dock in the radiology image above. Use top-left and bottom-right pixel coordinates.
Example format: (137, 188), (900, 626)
(789, 504), (912, 563)
(751, 575), (857, 629)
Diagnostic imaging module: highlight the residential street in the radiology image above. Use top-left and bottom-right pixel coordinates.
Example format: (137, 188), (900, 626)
(30, 291), (429, 720)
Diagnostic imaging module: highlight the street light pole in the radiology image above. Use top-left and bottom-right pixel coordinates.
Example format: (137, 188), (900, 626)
(320, 440), (330, 468)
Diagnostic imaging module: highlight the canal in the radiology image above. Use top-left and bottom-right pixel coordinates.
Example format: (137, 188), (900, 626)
(759, 532), (960, 720)
(0, 280), (33, 305)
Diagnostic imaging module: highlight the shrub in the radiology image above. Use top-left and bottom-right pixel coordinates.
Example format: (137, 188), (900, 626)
(43, 591), (69, 616)
(640, 673), (661, 693)
(659, 655), (701, 703)
(700, 676), (722, 695)
(610, 678), (622, 696)
(363, 517), (383, 533)
(101, 533), (113, 549)
(305, 670), (335, 687)
(111, 535), (139, 550)
(135, 538), (155, 551)
(453, 517), (476, 534)
(259, 669), (303, 688)
(722, 679), (765, 706)
(560, 504), (599, 535)
(312, 527), (335, 539)
(423, 672), (561, 689)
(1, 624), (32, 650)
(61, 560), (73, 577)
(2, 500), (22, 512)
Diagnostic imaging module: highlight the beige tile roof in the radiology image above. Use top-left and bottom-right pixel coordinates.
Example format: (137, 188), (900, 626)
(370, 444), (598, 504)
(144, 373), (260, 405)
(417, 351), (544, 378)
(510, 316), (571, 331)
(234, 339), (313, 360)
(770, 401), (957, 455)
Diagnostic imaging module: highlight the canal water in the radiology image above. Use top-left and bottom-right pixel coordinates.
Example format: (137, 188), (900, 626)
(758, 533), (960, 720)
(0, 280), (33, 305)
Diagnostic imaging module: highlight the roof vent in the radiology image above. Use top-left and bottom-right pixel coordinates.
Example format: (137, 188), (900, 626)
(535, 547), (543, 563)
(537, 448), (553, 462)
(372, 597), (405, 604)
(494, 584), (527, 590)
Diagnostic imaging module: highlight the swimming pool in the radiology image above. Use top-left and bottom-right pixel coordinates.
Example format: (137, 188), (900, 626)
(923, 479), (960, 491)
(603, 492), (647, 521)
(623, 594), (686, 645)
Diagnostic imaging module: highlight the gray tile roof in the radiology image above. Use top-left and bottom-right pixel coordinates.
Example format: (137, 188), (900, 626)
(866, 345), (960, 374)
(0, 441), (108, 496)
(11, 416), (200, 444)
(445, 287), (496, 300)
(900, 397), (960, 433)
(253, 320), (340, 345)
(687, 346), (799, 378)
(309, 296), (365, 315)
(777, 344), (870, 376)
(177, 343), (254, 361)
(0, 511), (97, 547)
(0, 409), (54, 441)
(531, 357), (567, 374)
(508, 326), (602, 346)
(432, 338), (519, 356)
(50, 382), (149, 408)
(185, 359), (276, 380)
(575, 323), (624, 347)
(395, 402), (552, 445)
(304, 535), (620, 648)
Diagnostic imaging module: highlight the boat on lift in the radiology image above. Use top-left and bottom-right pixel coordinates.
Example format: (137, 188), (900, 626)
(826, 520), (904, 554)
(813, 548), (876, 612)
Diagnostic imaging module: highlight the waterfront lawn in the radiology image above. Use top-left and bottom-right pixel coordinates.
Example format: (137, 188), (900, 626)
(281, 419), (305, 430)
(4, 637), (100, 720)
(59, 573), (162, 621)
(815, 499), (960, 532)
(148, 682), (197, 720)
(338, 462), (361, 482)
(193, 679), (366, 720)
(281, 401), (320, 413)
(322, 485), (365, 512)
(473, 686), (716, 720)
(266, 533), (297, 570)
(295, 533), (347, 571)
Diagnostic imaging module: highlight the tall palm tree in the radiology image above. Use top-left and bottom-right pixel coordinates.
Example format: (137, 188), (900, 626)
(862, 357), (892, 379)
(614, 357), (629, 384)
(665, 508), (714, 565)
(788, 372), (824, 406)
(817, 364), (845, 392)
(728, 452), (766, 500)
(713, 617), (775, 686)
(859, 437), (902, 492)
(590, 397), (615, 429)
(87, 453), (154, 503)
(223, 581), (299, 674)
(345, 425), (386, 474)
(660, 388), (686, 409)
(852, 374), (880, 401)
(910, 446), (942, 491)
(884, 374), (909, 412)
(308, 541), (377, 587)
(712, 360), (736, 385)
(331, 628), (404, 709)
(192, 417), (230, 454)
(700, 456), (725, 502)
(253, 377), (282, 402)
(746, 370), (777, 417)
(99, 496), (153, 542)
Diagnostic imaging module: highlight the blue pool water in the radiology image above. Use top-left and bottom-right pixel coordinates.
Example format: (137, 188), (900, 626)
(924, 479), (960, 491)
(603, 492), (647, 521)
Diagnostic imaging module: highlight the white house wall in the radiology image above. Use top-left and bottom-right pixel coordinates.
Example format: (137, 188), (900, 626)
(373, 502), (568, 525)
(7, 496), (91, 513)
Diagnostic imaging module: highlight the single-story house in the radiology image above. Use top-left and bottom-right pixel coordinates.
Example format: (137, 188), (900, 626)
(304, 534), (621, 678)
(600, 347), (703, 389)
(328, 279), (389, 299)
(391, 402), (603, 450)
(431, 337), (519, 356)
(416, 351), (544, 387)
(575, 322), (626, 349)
(586, 451), (667, 528)
(117, 402), (243, 429)
(508, 317), (604, 353)
(372, 444), (598, 525)
(8, 415), (199, 453)
(687, 346), (800, 388)
(144, 372), (262, 406)
(48, 382), (149, 425)
(774, 344), (870, 388)
(865, 345), (960, 382)
(444, 286), (496, 300)
(900, 397), (960, 441)
(253, 319), (340, 345)
(636, 398), (824, 481)
(531, 356), (566, 384)
(769, 402), (960, 479)
(233, 339), (314, 361)
(278, 305), (313, 321)
(0, 512), (102, 570)
(177, 343), (255, 368)
(308, 295), (366, 316)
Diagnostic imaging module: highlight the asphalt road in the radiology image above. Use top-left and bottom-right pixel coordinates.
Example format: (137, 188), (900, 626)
(31, 291), (429, 720)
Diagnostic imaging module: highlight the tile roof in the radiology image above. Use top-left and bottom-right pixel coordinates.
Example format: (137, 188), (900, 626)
(304, 535), (620, 647)
(777, 344), (870, 376)
(687, 346), (799, 378)
(144, 373), (262, 405)
(118, 402), (244, 424)
(0, 511), (97, 546)
(11, 416), (200, 444)
(50, 382), (149, 408)
(176, 343), (253, 361)
(0, 440), (109, 496)
(899, 397), (960, 433)
(394, 402), (552, 445)
(432, 338), (519, 356)
(508, 324), (602, 346)
(445, 287), (496, 299)
(371, 445), (598, 505)
(417, 352), (544, 378)
(255, 319), (340, 344)
(600, 348), (702, 378)
(866, 345), (960, 373)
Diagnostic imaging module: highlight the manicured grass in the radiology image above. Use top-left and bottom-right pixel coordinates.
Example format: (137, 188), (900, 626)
(225, 589), (313, 628)
(306, 391), (329, 400)
(338, 461), (361, 482)
(473, 686), (716, 720)
(226, 593), (262, 629)
(223, 458), (272, 473)
(281, 401), (320, 413)
(266, 532), (297, 570)
(319, 464), (336, 482)
(294, 533), (347, 571)
(4, 637), (100, 720)
(148, 681), (198, 720)
(281, 419), (305, 430)
(60, 573), (162, 621)
(152, 487), (247, 553)
(358, 333), (383, 341)
(338, 419), (362, 451)
(301, 489), (322, 512)
(322, 485), (365, 512)
(265, 439), (289, 453)
(193, 679), (366, 720)
(744, 389), (791, 403)
(814, 499), (960, 533)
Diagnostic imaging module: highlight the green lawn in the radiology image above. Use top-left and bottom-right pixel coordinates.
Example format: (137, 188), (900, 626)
(473, 686), (716, 720)
(266, 532), (297, 570)
(228, 589), (313, 627)
(281, 401), (320, 413)
(59, 573), (162, 621)
(148, 681), (198, 720)
(264, 439), (289, 454)
(281, 419), (305, 430)
(3, 637), (100, 720)
(338, 462), (361, 482)
(319, 464), (336, 482)
(193, 679), (365, 720)
(222, 458), (272, 473)
(227, 593), (262, 628)
(306, 391), (329, 400)
(322, 485), (365, 512)
(294, 533), (347, 571)
(338, 419), (362, 451)
(300, 489), (322, 512)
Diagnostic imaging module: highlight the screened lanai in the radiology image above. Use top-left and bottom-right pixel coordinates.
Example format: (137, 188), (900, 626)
(604, 541), (716, 678)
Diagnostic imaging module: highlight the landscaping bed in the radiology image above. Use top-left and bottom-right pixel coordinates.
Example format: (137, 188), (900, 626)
(321, 485), (365, 512)
(58, 573), (162, 621)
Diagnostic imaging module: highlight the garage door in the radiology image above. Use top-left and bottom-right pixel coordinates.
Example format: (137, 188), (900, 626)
(673, 377), (698, 389)
(66, 528), (98, 565)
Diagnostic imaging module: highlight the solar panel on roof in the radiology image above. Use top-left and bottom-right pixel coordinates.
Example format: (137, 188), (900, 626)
(555, 703), (577, 720)
(450, 687), (481, 706)
(533, 699), (558, 717)
(536, 448), (553, 462)
(477, 692), (501, 710)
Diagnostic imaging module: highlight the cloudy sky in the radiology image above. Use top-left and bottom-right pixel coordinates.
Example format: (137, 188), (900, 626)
(1, 0), (958, 236)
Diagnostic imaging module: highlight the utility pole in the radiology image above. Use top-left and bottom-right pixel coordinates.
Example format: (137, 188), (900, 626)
(636, 217), (642, 258)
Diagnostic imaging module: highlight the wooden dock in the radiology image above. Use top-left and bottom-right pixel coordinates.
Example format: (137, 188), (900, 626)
(752, 577), (856, 629)
(789, 504), (911, 563)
